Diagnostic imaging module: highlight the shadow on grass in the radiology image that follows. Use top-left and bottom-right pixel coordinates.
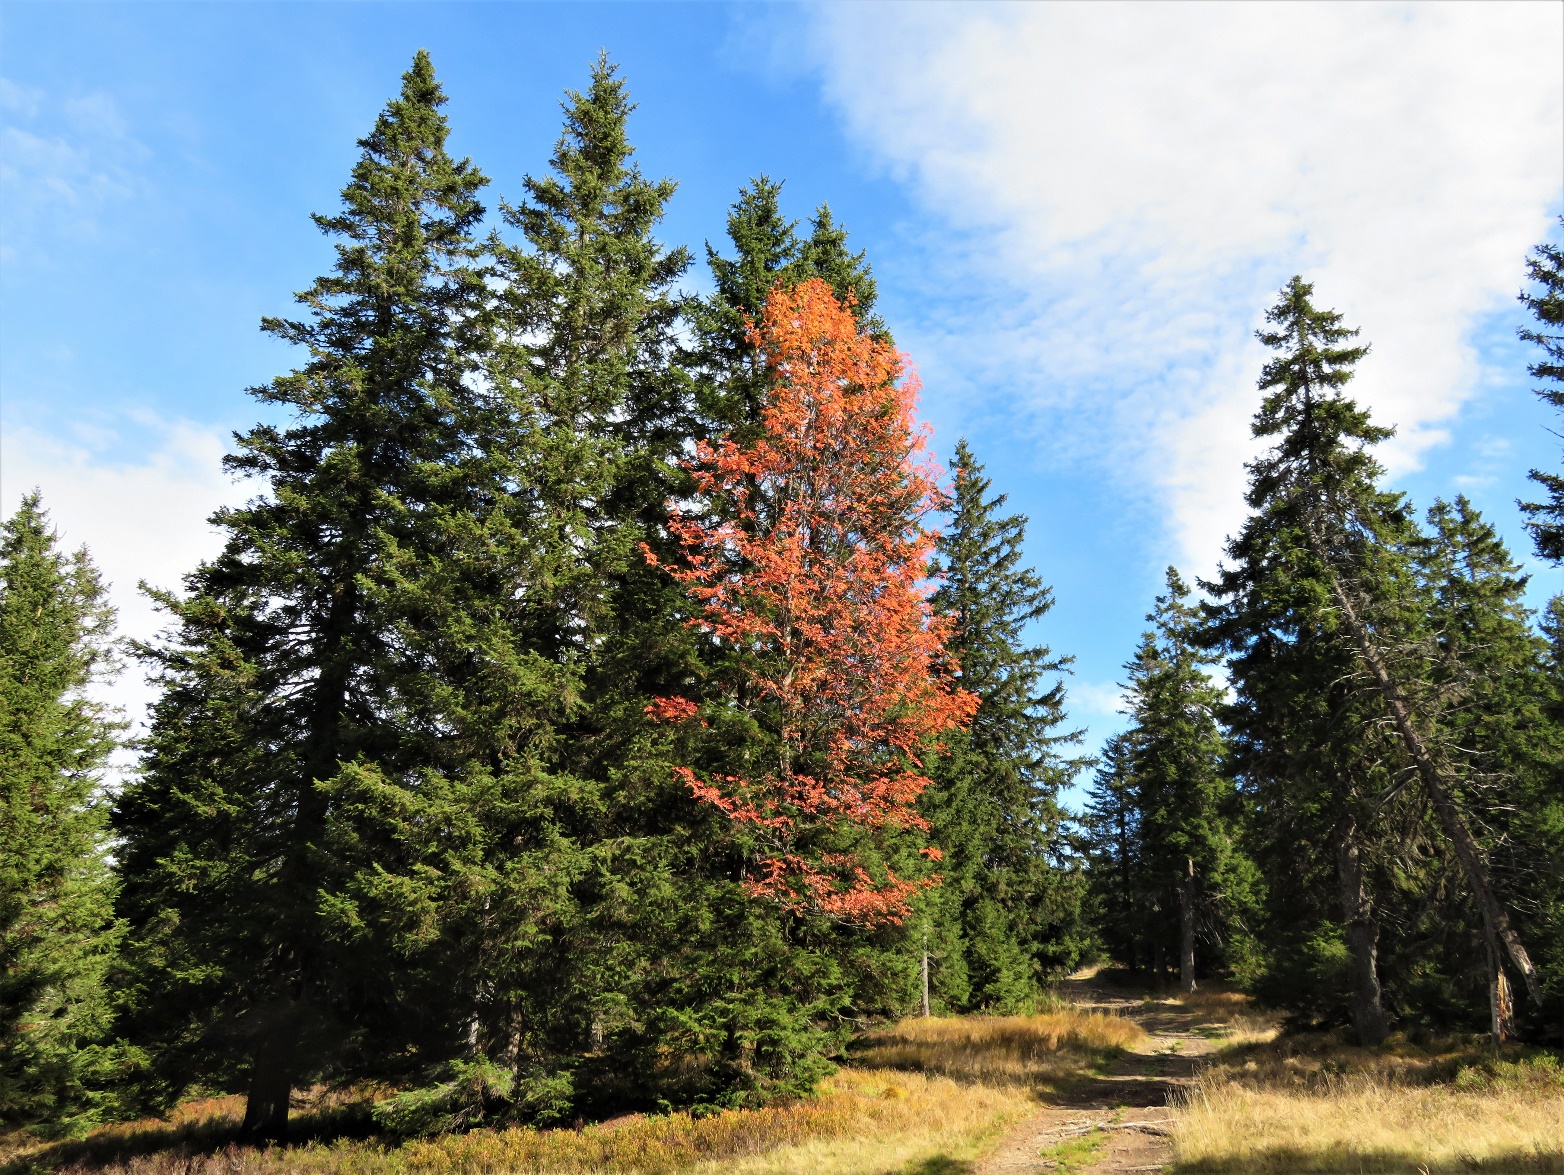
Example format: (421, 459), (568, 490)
(0, 1098), (384, 1175)
(902, 1157), (975, 1175)
(1172, 1147), (1564, 1173)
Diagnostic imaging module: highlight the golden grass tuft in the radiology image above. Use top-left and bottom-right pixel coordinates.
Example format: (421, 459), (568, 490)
(13, 1069), (1032, 1175)
(1174, 1075), (1564, 1172)
(1174, 1039), (1564, 1172)
(1161, 990), (1253, 1017)
(853, 1011), (1146, 1088)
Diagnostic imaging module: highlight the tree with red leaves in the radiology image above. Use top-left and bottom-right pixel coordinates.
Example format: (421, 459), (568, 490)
(646, 277), (976, 926)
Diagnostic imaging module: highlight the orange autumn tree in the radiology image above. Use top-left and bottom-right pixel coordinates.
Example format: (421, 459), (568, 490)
(646, 277), (977, 925)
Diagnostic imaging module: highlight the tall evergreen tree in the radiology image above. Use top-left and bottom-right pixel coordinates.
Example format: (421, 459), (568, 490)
(474, 55), (726, 1117)
(0, 494), (127, 1134)
(1208, 277), (1546, 1040)
(1412, 497), (1563, 1039)
(686, 177), (801, 443)
(687, 181), (882, 446)
(925, 440), (1086, 1010)
(1204, 277), (1416, 1043)
(1518, 219), (1564, 562)
(113, 52), (559, 1139)
(1120, 570), (1257, 993)
(1081, 734), (1150, 975)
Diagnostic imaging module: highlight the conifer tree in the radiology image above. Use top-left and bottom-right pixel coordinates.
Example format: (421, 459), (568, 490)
(0, 493), (127, 1133)
(1081, 735), (1149, 974)
(686, 177), (801, 443)
(925, 440), (1085, 1010)
(688, 182), (882, 446)
(478, 56), (722, 1115)
(1518, 220), (1564, 561)
(113, 52), (555, 1139)
(1204, 277), (1415, 1042)
(797, 204), (884, 337)
(1119, 570), (1257, 993)
(1208, 277), (1544, 1039)
(1413, 498), (1562, 1039)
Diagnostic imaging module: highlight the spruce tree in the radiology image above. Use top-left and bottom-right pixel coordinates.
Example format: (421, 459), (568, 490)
(1118, 570), (1258, 993)
(113, 52), (557, 1139)
(0, 493), (127, 1134)
(688, 182), (882, 446)
(1081, 734), (1150, 975)
(686, 177), (801, 443)
(925, 439), (1086, 1010)
(1204, 277), (1415, 1042)
(477, 55), (715, 1115)
(797, 204), (884, 336)
(1208, 277), (1546, 1039)
(1412, 498), (1562, 1039)
(1518, 219), (1564, 562)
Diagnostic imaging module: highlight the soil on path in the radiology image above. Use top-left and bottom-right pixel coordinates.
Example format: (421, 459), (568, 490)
(974, 978), (1221, 1175)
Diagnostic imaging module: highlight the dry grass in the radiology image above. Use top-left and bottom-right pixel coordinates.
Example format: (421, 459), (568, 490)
(1172, 990), (1279, 1047)
(853, 1011), (1146, 1089)
(1152, 990), (1254, 1020)
(1175, 1077), (1564, 1172)
(5, 1070), (1032, 1175)
(1173, 1039), (1564, 1172)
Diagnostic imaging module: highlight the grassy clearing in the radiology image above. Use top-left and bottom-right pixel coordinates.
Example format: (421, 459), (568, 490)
(2, 1070), (1033, 1175)
(1174, 1037), (1564, 1173)
(853, 1010), (1147, 1090)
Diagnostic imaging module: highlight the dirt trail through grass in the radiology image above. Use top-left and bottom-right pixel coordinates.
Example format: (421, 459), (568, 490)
(975, 979), (1219, 1174)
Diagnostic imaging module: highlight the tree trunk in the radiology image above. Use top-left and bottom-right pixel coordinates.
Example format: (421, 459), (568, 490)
(1152, 935), (1165, 991)
(921, 935), (931, 1018)
(1305, 520), (1543, 1006)
(1337, 823), (1389, 1046)
(1179, 858), (1198, 995)
(1487, 933), (1515, 1046)
(239, 1004), (299, 1143)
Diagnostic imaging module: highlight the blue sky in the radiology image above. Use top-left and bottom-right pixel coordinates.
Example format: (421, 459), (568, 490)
(3, 2), (1562, 798)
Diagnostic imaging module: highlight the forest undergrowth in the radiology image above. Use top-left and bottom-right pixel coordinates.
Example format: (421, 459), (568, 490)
(5, 996), (1564, 1174)
(0, 1014), (1131, 1175)
(0, 1060), (1033, 1175)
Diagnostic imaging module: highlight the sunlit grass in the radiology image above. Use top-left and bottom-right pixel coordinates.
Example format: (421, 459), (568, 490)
(6, 1069), (1033, 1175)
(1146, 988), (1281, 1047)
(1173, 1040), (1564, 1173)
(853, 1010), (1147, 1089)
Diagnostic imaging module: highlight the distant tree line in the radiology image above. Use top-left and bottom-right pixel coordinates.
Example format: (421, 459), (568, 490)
(1084, 261), (1564, 1050)
(3, 50), (1561, 1146)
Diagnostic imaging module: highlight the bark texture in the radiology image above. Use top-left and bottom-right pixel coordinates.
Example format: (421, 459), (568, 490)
(1337, 824), (1389, 1046)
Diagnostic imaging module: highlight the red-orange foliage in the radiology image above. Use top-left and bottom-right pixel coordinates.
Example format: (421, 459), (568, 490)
(646, 277), (976, 926)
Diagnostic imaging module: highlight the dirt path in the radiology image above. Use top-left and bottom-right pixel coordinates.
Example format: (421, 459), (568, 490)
(974, 980), (1219, 1174)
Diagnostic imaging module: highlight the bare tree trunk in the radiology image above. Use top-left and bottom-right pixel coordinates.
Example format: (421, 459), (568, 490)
(1337, 823), (1389, 1046)
(921, 935), (931, 1018)
(239, 1003), (299, 1143)
(1307, 523), (1543, 1006)
(1179, 858), (1198, 995)
(1486, 932), (1515, 1045)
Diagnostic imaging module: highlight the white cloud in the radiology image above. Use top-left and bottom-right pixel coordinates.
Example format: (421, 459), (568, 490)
(1071, 679), (1129, 720)
(1, 418), (243, 745)
(804, 1), (1564, 572)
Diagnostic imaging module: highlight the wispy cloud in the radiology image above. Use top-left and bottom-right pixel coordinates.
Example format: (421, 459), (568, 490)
(803, 1), (1564, 573)
(0, 76), (150, 262)
(1071, 679), (1129, 721)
